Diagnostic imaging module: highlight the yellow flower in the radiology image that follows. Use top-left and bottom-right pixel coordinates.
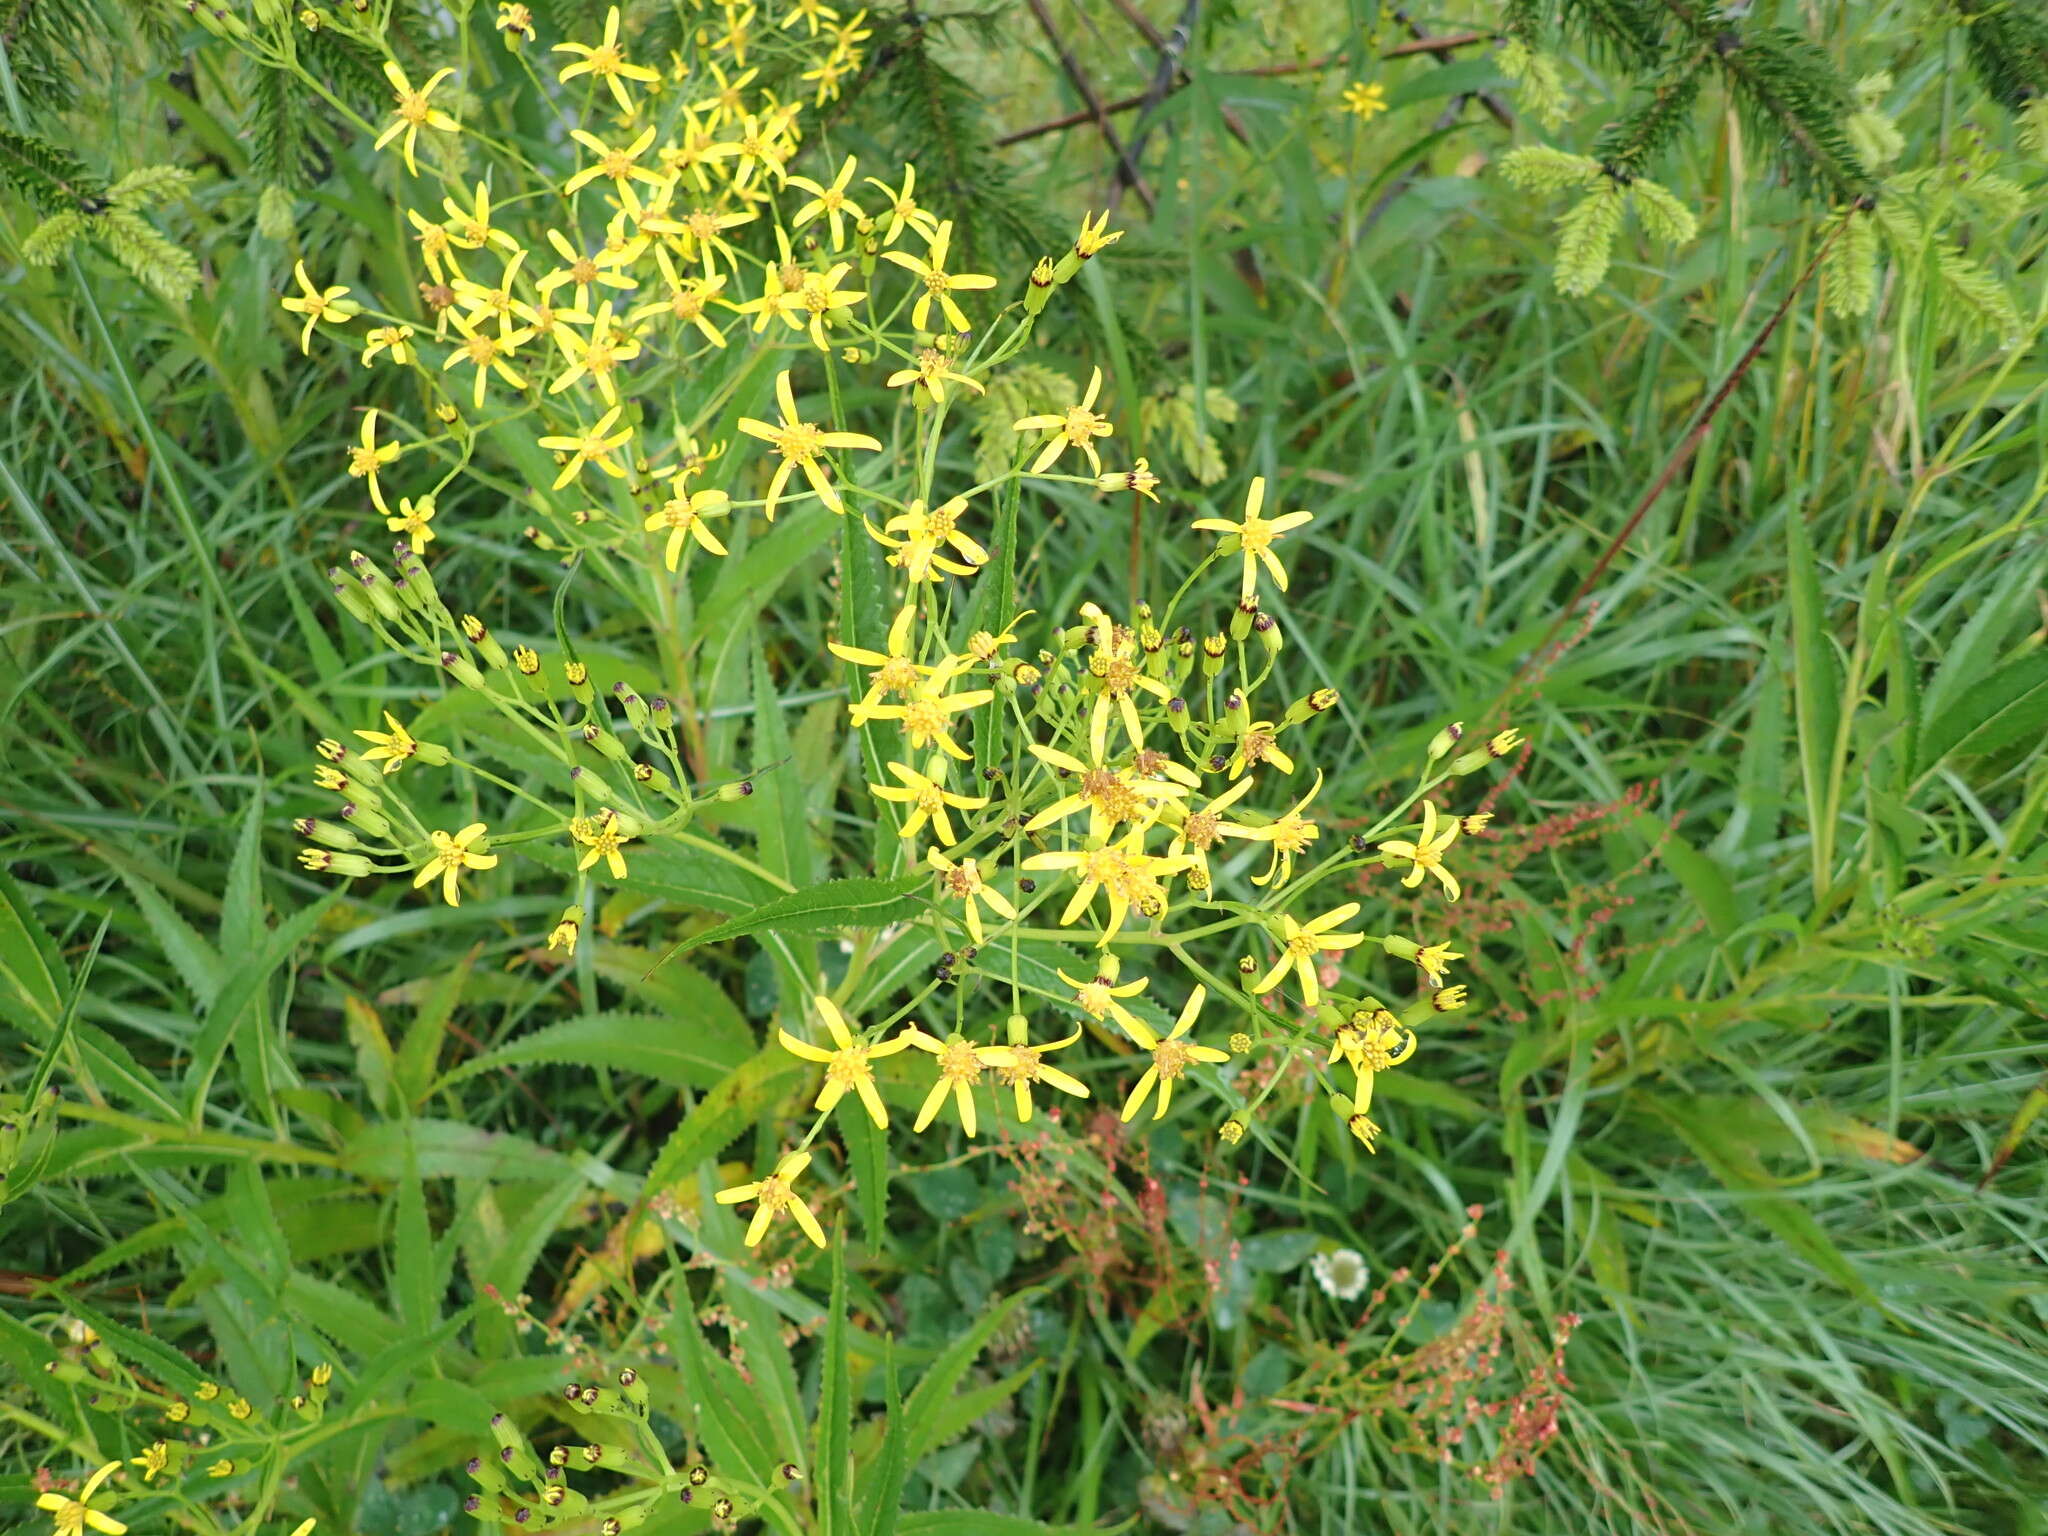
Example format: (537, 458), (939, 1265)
(642, 201), (756, 277)
(881, 219), (997, 333)
(548, 906), (582, 955)
(1330, 1008), (1416, 1116)
(1379, 800), (1462, 901)
(1013, 366), (1113, 475)
(786, 154), (865, 249)
(689, 59), (758, 130)
(903, 1029), (1011, 1137)
(443, 310), (533, 408)
(538, 227), (638, 302)
(868, 756), (987, 847)
(1073, 209), (1123, 259)
(715, 1150), (826, 1247)
(572, 807), (636, 879)
(1025, 739), (1189, 842)
(779, 0), (839, 37)
(1165, 774), (1260, 890)
(1226, 718), (1296, 779)
(1119, 985), (1229, 1121)
(1341, 80), (1388, 120)
(1097, 459), (1161, 501)
(1243, 770), (1322, 888)
(645, 477), (732, 567)
(413, 822), (498, 907)
(130, 1443), (170, 1483)
(864, 163), (939, 246)
(778, 995), (912, 1128)
(1250, 902), (1366, 1006)
(564, 125), (664, 199)
(1192, 476), (1313, 604)
(991, 1023), (1088, 1122)
(736, 369), (882, 519)
(553, 5), (661, 113)
(538, 403), (634, 489)
(1414, 939), (1464, 984)
(830, 603), (933, 716)
(387, 493), (438, 553)
(886, 342), (983, 404)
(450, 245), (531, 337)
(1077, 608), (1174, 759)
(860, 664), (994, 761)
(373, 61), (460, 176)
(354, 710), (421, 773)
(361, 324), (415, 367)
(36, 1461), (127, 1536)
(441, 180), (519, 254)
(630, 252), (730, 347)
(864, 497), (986, 583)
(926, 848), (1015, 943)
(659, 108), (742, 192)
(496, 3), (535, 44)
(346, 408), (402, 514)
(279, 261), (356, 354)
(1023, 830), (1190, 944)
(1059, 961), (1149, 1033)
(742, 262), (866, 351)
(549, 301), (643, 404)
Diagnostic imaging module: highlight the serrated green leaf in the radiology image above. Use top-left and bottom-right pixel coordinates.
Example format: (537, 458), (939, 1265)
(436, 1010), (751, 1095)
(1916, 649), (2048, 777)
(648, 874), (926, 972)
(641, 1048), (808, 1196)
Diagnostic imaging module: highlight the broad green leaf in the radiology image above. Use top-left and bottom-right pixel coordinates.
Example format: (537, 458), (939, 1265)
(436, 1010), (751, 1096)
(649, 874), (926, 969)
(1915, 649), (2048, 777)
(1784, 510), (1843, 892)
(344, 1119), (576, 1183)
(641, 1048), (808, 1196)
(816, 1232), (855, 1536)
(0, 872), (65, 1034)
(397, 947), (476, 1105)
(184, 891), (337, 1118)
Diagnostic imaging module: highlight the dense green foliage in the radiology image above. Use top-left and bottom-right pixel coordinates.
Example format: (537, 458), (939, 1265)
(4, 3), (2047, 1534)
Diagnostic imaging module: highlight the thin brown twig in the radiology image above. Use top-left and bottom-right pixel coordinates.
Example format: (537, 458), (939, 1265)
(1024, 0), (1156, 214)
(1108, 0), (1201, 214)
(1508, 222), (1848, 692)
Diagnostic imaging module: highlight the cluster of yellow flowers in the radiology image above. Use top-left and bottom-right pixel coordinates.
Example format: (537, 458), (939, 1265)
(32, 1330), (336, 1536)
(281, 3), (1518, 1255)
(713, 463), (1520, 1246)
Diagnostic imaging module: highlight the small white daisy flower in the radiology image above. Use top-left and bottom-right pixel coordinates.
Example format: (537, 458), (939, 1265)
(1310, 1247), (1369, 1301)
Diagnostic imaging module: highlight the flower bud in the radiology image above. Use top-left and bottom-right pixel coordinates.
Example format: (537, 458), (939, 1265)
(441, 650), (487, 690)
(1381, 935), (1421, 962)
(1448, 748), (1491, 776)
(592, 729), (635, 766)
(1229, 597), (1257, 642)
(614, 683), (652, 732)
(461, 614), (510, 670)
(340, 800), (391, 839)
(295, 817), (360, 850)
(1218, 1118), (1245, 1144)
(716, 780), (754, 802)
(633, 761), (672, 793)
(514, 645), (541, 676)
(1254, 611), (1282, 658)
(1199, 633), (1226, 677)
(565, 659), (592, 705)
(328, 567), (374, 623)
(1426, 721), (1464, 763)
(1025, 256), (1057, 314)
(618, 1365), (649, 1409)
(569, 765), (620, 805)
